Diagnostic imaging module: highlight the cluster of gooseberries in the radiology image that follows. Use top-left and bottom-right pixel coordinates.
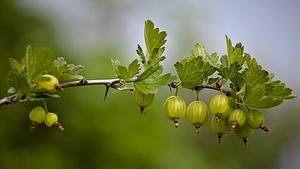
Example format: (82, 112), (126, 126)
(134, 90), (270, 147)
(29, 106), (64, 132)
(32, 73), (269, 146)
(28, 74), (63, 132)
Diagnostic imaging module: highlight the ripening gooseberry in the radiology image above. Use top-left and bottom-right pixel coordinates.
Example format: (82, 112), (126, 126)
(37, 74), (59, 90)
(29, 106), (46, 124)
(44, 113), (64, 131)
(235, 123), (254, 147)
(186, 101), (208, 134)
(210, 95), (231, 120)
(164, 96), (186, 127)
(133, 90), (155, 113)
(211, 116), (230, 144)
(227, 109), (246, 130)
(247, 110), (270, 132)
(44, 113), (58, 127)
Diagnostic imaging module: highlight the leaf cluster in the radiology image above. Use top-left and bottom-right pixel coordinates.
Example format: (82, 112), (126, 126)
(7, 46), (84, 101)
(174, 36), (295, 109)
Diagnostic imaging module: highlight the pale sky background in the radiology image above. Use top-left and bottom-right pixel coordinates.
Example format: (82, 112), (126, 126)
(15, 1), (300, 168)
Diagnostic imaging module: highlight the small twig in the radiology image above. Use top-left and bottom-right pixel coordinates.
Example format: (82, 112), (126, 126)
(0, 94), (18, 106)
(170, 81), (231, 96)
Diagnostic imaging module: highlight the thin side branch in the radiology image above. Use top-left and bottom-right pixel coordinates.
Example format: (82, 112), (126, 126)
(169, 81), (231, 96)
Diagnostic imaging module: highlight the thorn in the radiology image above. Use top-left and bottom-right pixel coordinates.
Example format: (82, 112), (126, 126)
(217, 133), (223, 144)
(104, 85), (110, 101)
(259, 125), (270, 132)
(55, 122), (64, 132)
(242, 137), (248, 147)
(79, 79), (88, 84)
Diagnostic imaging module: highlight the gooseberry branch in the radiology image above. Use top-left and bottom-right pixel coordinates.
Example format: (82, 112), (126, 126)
(0, 78), (230, 107)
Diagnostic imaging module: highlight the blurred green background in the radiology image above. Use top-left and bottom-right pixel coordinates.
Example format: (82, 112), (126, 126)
(0, 0), (299, 169)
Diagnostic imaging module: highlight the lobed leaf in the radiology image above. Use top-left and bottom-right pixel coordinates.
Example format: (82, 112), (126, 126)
(134, 64), (175, 94)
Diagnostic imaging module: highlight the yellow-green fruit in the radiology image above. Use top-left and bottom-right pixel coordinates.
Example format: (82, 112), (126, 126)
(211, 116), (230, 144)
(186, 101), (208, 133)
(134, 90), (155, 113)
(235, 123), (254, 147)
(29, 106), (46, 124)
(210, 95), (231, 119)
(38, 74), (59, 90)
(227, 109), (246, 130)
(44, 113), (58, 127)
(247, 110), (269, 132)
(164, 96), (186, 127)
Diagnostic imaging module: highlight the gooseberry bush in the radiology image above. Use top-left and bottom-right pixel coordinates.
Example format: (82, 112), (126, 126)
(0, 20), (295, 147)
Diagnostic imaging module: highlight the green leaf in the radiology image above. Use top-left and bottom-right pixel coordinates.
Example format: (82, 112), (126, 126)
(49, 57), (84, 82)
(226, 36), (244, 65)
(174, 55), (203, 88)
(192, 43), (207, 58)
(226, 35), (233, 60)
(25, 45), (54, 83)
(241, 56), (295, 108)
(7, 71), (30, 95)
(134, 65), (175, 94)
(249, 98), (283, 108)
(8, 58), (23, 74)
(243, 84), (265, 106)
(174, 43), (217, 88)
(265, 80), (296, 100)
(218, 62), (243, 88)
(209, 52), (219, 68)
(128, 59), (140, 79)
(137, 64), (161, 81)
(136, 44), (146, 65)
(139, 20), (167, 66)
(112, 59), (140, 81)
(242, 58), (270, 86)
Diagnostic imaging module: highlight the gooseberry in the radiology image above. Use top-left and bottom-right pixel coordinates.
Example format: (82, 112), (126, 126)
(45, 113), (64, 131)
(211, 116), (230, 144)
(235, 123), (254, 147)
(210, 95), (231, 120)
(164, 96), (186, 127)
(29, 106), (46, 132)
(247, 110), (270, 132)
(133, 89), (155, 113)
(37, 74), (59, 90)
(186, 100), (208, 134)
(29, 106), (46, 123)
(227, 109), (246, 130)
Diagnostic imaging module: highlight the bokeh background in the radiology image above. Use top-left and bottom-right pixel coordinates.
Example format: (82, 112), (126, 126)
(0, 0), (299, 169)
